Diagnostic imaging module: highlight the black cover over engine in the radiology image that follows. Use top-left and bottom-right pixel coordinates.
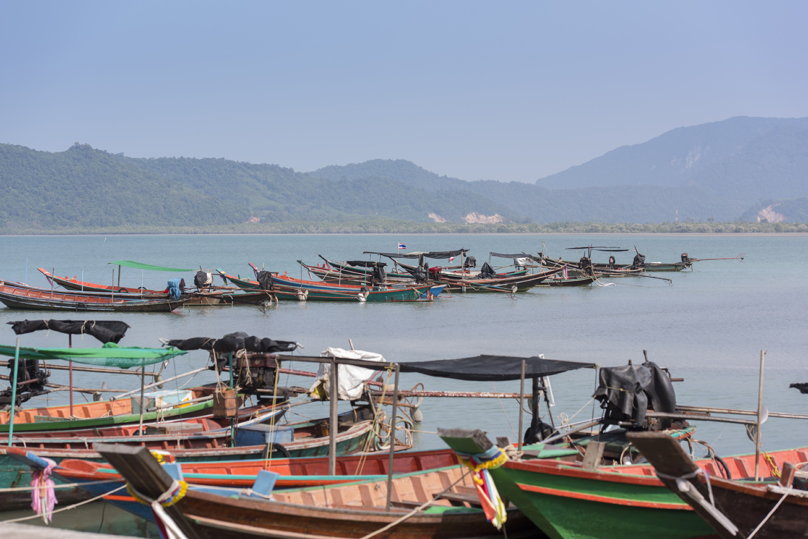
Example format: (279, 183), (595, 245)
(479, 262), (497, 279)
(593, 361), (677, 429)
(632, 254), (646, 268)
(257, 271), (274, 291)
(463, 256), (477, 269)
(194, 271), (213, 288)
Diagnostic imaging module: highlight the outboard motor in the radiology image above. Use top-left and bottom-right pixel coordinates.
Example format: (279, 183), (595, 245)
(413, 264), (428, 283)
(632, 253), (646, 268)
(681, 253), (690, 264)
(608, 255), (616, 267)
(0, 358), (48, 407)
(371, 264), (386, 286)
(463, 256), (476, 269)
(579, 256), (593, 276)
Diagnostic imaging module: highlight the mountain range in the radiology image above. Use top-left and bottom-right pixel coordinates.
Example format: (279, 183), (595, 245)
(1, 115), (807, 232)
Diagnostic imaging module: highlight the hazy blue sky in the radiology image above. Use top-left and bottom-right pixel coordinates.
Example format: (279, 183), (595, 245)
(1, 1), (806, 182)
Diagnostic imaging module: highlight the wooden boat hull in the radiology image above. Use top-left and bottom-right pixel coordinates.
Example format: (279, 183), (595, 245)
(536, 276), (596, 287)
(84, 452), (539, 539)
(630, 432), (808, 539)
(0, 282), (184, 312)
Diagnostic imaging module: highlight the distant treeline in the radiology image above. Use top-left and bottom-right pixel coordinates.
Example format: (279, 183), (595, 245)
(2, 220), (806, 235)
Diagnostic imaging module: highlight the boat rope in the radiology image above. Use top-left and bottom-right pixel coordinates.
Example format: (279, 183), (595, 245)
(656, 468), (739, 535)
(358, 469), (471, 539)
(763, 452), (781, 478)
(1, 484), (126, 524)
(747, 486), (793, 539)
(0, 478), (119, 492)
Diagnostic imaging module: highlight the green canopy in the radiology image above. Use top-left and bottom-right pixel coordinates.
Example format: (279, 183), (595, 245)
(109, 260), (194, 272)
(0, 343), (187, 368)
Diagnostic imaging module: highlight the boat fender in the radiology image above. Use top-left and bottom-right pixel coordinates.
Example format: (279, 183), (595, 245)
(511, 285), (518, 294)
(524, 421), (553, 445)
(358, 292), (367, 303)
(296, 289), (308, 302)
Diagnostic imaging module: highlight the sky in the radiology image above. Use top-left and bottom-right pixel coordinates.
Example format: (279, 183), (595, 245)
(1, 1), (807, 183)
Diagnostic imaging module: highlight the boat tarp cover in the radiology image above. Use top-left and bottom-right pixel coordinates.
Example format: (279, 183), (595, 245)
(166, 332), (298, 354)
(109, 261), (194, 272)
(364, 249), (468, 260)
(398, 355), (596, 381)
(593, 362), (676, 428)
(7, 320), (130, 344)
(0, 343), (186, 368)
(345, 261), (387, 268)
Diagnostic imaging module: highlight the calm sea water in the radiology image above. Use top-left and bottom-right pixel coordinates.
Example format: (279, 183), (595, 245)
(0, 233), (806, 533)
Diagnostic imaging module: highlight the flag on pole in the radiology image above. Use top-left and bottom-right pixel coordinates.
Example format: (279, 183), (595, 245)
(398, 243), (406, 250)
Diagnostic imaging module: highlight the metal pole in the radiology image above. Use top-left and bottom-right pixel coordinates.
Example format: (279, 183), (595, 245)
(118, 265), (121, 290)
(7, 338), (20, 446)
(69, 334), (73, 418)
(518, 360), (526, 450)
(138, 364), (146, 435)
(51, 268), (55, 298)
(328, 356), (338, 476)
(754, 350), (766, 481)
(530, 375), (539, 432)
(111, 268), (115, 301)
(81, 269), (84, 292)
(385, 364), (400, 512)
(229, 352), (235, 444)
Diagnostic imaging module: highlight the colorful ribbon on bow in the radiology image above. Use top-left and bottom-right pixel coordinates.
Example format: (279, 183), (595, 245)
(455, 445), (509, 529)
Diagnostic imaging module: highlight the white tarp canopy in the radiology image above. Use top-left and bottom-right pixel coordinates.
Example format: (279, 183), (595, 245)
(308, 347), (387, 400)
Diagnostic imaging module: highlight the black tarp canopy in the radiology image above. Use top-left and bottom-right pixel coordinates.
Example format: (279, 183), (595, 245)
(166, 332), (298, 354)
(364, 249), (468, 260)
(398, 355), (596, 381)
(345, 261), (387, 267)
(8, 320), (130, 344)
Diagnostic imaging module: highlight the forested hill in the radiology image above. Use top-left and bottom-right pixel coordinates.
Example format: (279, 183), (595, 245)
(534, 116), (808, 194)
(0, 143), (521, 232)
(3, 113), (808, 234)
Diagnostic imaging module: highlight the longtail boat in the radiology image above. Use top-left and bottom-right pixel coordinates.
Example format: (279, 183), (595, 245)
(83, 444), (540, 538)
(299, 261), (414, 285)
(630, 432), (808, 539)
(217, 270), (437, 303)
(0, 281), (186, 312)
(37, 268), (225, 306)
(263, 267), (446, 299)
(440, 428), (808, 539)
(1, 408), (377, 511)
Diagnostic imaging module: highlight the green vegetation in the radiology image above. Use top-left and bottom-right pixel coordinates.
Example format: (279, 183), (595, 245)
(2, 220), (806, 236)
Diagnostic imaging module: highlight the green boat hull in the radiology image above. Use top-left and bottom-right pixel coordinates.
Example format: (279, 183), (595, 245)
(487, 465), (712, 539)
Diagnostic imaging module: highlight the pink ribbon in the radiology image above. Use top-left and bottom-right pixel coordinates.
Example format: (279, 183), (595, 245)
(30, 457), (58, 522)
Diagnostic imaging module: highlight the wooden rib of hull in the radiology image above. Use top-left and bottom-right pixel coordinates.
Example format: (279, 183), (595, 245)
(0, 282), (185, 312)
